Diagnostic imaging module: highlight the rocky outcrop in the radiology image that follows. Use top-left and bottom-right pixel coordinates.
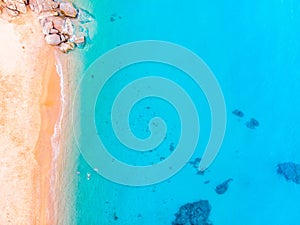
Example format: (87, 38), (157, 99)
(0, 0), (93, 53)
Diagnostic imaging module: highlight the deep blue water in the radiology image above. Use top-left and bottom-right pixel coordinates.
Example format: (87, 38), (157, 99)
(72, 1), (300, 224)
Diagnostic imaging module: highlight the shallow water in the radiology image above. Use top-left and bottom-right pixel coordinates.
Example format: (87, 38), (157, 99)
(70, 0), (300, 224)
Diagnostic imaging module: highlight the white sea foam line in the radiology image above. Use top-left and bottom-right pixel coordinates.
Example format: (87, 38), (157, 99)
(49, 51), (67, 223)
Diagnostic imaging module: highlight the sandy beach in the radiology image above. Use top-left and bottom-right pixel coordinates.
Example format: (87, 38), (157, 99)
(0, 11), (61, 224)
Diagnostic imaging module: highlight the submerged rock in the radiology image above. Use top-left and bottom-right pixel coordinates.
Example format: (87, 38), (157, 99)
(246, 118), (260, 129)
(173, 200), (212, 225)
(277, 162), (300, 184)
(232, 109), (244, 118)
(45, 34), (61, 45)
(59, 41), (75, 53)
(77, 8), (94, 24)
(59, 1), (77, 18)
(215, 178), (233, 195)
(73, 32), (85, 45)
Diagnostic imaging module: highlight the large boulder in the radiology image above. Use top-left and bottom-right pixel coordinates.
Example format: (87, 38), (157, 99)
(59, 2), (77, 18)
(45, 34), (61, 46)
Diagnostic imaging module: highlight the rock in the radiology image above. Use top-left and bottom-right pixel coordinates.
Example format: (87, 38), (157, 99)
(4, 0), (17, 10)
(62, 18), (73, 36)
(45, 34), (61, 46)
(189, 157), (201, 169)
(246, 118), (259, 129)
(38, 11), (59, 20)
(47, 16), (64, 33)
(73, 32), (85, 45)
(59, 41), (74, 53)
(232, 109), (244, 118)
(50, 28), (59, 34)
(38, 0), (58, 12)
(5, 7), (19, 16)
(30, 0), (58, 13)
(173, 200), (212, 225)
(215, 178), (233, 195)
(277, 162), (300, 184)
(77, 8), (94, 24)
(59, 2), (77, 18)
(60, 34), (68, 42)
(41, 20), (53, 35)
(4, 0), (28, 14)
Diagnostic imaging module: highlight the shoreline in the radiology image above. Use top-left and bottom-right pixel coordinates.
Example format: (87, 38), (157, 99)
(34, 49), (61, 224)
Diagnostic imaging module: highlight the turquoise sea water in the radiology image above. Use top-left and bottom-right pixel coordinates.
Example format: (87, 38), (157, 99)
(70, 1), (300, 224)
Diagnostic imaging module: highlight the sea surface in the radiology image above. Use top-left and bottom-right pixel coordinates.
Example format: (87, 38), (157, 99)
(67, 0), (300, 224)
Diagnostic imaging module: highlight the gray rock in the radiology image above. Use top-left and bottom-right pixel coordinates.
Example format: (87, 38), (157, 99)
(41, 20), (53, 35)
(47, 16), (64, 33)
(59, 2), (77, 18)
(30, 0), (58, 13)
(59, 41), (75, 53)
(45, 34), (61, 46)
(73, 32), (85, 45)
(62, 18), (74, 36)
(50, 28), (59, 34)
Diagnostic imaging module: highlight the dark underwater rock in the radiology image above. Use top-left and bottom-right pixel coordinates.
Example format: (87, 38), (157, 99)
(215, 178), (233, 195)
(246, 118), (260, 129)
(277, 162), (300, 184)
(232, 109), (244, 118)
(172, 200), (212, 225)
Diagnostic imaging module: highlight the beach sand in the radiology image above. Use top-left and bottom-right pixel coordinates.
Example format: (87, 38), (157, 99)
(0, 11), (61, 224)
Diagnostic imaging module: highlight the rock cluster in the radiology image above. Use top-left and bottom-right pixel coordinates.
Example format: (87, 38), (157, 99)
(277, 162), (300, 184)
(0, 0), (91, 53)
(172, 200), (212, 225)
(0, 0), (28, 16)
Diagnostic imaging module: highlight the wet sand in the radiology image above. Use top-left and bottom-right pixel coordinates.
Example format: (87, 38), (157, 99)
(0, 11), (61, 224)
